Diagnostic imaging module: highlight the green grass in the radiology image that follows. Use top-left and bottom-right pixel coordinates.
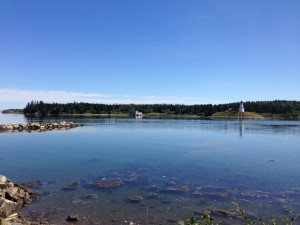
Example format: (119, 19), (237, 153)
(211, 112), (264, 119)
(144, 113), (204, 119)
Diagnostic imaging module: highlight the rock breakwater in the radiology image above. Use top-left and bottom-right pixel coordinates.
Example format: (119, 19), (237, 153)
(0, 121), (80, 133)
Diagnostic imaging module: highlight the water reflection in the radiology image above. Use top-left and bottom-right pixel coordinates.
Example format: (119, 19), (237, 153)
(1, 113), (300, 136)
(239, 120), (244, 137)
(0, 113), (27, 124)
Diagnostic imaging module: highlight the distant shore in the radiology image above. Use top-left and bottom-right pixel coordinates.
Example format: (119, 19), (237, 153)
(1, 109), (23, 114)
(2, 111), (300, 120)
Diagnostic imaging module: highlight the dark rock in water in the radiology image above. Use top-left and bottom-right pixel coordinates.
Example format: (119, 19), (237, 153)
(168, 180), (177, 186)
(81, 193), (98, 200)
(63, 182), (80, 191)
(88, 170), (140, 190)
(281, 190), (298, 196)
(195, 207), (239, 218)
(240, 190), (271, 198)
(178, 186), (189, 191)
(128, 195), (144, 202)
(202, 186), (227, 192)
(161, 186), (189, 194)
(191, 187), (202, 197)
(211, 192), (228, 198)
(146, 192), (158, 199)
(165, 219), (177, 223)
(18, 180), (42, 190)
(92, 178), (124, 189)
(214, 209), (238, 217)
(148, 185), (160, 192)
(66, 214), (80, 222)
(195, 207), (214, 216)
(274, 198), (287, 204)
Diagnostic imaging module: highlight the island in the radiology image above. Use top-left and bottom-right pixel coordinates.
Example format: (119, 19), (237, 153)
(2, 100), (300, 120)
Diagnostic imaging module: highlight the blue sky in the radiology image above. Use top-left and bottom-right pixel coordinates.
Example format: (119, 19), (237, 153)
(0, 0), (299, 109)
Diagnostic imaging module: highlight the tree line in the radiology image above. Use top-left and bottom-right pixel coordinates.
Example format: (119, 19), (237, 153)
(23, 100), (300, 117)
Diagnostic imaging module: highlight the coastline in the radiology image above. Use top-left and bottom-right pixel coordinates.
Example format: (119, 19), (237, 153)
(2, 111), (300, 120)
(25, 113), (300, 120)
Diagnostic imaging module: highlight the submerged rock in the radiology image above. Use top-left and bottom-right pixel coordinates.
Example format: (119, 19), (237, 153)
(18, 180), (42, 190)
(214, 209), (238, 217)
(240, 190), (271, 198)
(161, 186), (189, 194)
(66, 214), (80, 222)
(92, 178), (124, 189)
(195, 207), (238, 217)
(211, 192), (228, 198)
(63, 182), (80, 191)
(88, 170), (140, 190)
(146, 192), (158, 199)
(191, 187), (202, 197)
(128, 195), (144, 202)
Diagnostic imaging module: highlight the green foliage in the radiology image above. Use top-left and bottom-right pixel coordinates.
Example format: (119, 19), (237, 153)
(234, 201), (297, 225)
(179, 211), (221, 225)
(235, 201), (254, 225)
(180, 201), (297, 225)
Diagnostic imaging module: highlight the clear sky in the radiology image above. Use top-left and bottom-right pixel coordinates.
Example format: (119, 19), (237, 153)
(0, 0), (299, 109)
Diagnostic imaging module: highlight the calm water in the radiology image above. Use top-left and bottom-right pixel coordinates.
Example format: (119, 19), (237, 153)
(1, 114), (300, 224)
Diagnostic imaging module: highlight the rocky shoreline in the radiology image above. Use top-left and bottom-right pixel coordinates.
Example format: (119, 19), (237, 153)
(0, 175), (34, 225)
(0, 122), (80, 133)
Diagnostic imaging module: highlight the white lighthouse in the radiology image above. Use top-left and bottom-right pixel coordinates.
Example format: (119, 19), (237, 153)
(239, 101), (245, 113)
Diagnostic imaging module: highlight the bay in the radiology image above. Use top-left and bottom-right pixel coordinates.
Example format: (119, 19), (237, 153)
(1, 114), (300, 224)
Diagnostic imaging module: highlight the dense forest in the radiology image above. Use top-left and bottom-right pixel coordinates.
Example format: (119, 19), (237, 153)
(23, 100), (300, 117)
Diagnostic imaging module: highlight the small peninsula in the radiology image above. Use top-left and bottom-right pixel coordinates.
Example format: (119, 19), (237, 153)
(1, 109), (24, 114)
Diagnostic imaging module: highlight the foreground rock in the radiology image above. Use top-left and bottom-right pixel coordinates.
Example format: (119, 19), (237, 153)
(0, 175), (33, 224)
(0, 122), (80, 133)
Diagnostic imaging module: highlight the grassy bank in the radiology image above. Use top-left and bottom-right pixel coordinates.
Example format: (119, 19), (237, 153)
(211, 112), (264, 119)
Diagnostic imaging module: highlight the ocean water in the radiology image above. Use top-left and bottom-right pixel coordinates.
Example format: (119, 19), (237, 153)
(1, 114), (300, 224)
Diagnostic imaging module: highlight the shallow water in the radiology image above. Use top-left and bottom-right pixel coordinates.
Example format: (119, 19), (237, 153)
(1, 114), (300, 224)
